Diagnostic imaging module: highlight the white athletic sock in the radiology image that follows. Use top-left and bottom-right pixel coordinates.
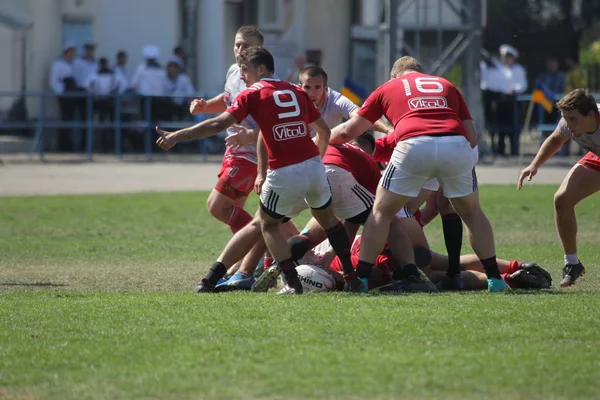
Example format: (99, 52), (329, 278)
(564, 254), (579, 265)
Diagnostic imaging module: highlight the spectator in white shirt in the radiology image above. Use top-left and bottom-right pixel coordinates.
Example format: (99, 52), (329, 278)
(71, 40), (98, 142)
(86, 57), (126, 152)
(132, 45), (165, 122)
(73, 41), (98, 89)
(114, 50), (130, 91)
(49, 41), (78, 151)
(481, 44), (528, 156)
(163, 57), (195, 119)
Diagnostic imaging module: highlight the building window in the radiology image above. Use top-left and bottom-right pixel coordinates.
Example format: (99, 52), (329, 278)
(349, 38), (377, 92)
(258, 0), (283, 31)
(62, 19), (93, 49)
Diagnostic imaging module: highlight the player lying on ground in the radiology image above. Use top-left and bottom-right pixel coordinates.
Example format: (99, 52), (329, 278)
(216, 66), (390, 291)
(297, 232), (552, 292)
(329, 56), (507, 292)
(518, 88), (600, 286)
(362, 130), (480, 291)
(216, 68), (430, 293)
(157, 46), (360, 294)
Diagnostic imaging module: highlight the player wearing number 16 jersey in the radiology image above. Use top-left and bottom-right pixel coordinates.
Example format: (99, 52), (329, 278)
(329, 56), (507, 292)
(156, 46), (360, 294)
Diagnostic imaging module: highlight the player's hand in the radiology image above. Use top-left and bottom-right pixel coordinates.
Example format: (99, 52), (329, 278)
(254, 173), (265, 195)
(155, 126), (178, 151)
(225, 125), (253, 149)
(517, 164), (538, 190)
(189, 98), (207, 115)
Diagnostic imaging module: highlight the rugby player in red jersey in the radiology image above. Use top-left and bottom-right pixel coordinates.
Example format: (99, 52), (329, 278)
(329, 56), (507, 292)
(157, 46), (359, 294)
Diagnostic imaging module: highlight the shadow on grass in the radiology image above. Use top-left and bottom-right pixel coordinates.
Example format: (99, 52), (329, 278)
(0, 282), (67, 287)
(364, 288), (568, 296)
(501, 288), (568, 295)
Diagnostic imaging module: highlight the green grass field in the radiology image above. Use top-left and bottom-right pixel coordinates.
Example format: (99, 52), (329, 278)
(1, 186), (599, 400)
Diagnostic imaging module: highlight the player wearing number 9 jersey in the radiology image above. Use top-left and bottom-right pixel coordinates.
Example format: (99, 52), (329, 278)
(156, 46), (361, 294)
(328, 56), (508, 293)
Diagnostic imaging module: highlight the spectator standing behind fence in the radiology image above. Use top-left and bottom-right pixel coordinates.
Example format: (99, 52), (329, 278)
(481, 45), (527, 157)
(173, 46), (189, 75)
(537, 56), (566, 146)
(164, 57), (195, 120)
(49, 42), (78, 152)
(86, 57), (128, 152)
(131, 45), (165, 122)
(114, 50), (130, 90)
(481, 49), (502, 154)
(72, 41), (98, 127)
(565, 54), (588, 92)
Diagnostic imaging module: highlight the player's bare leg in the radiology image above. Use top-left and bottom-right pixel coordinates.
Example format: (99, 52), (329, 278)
(448, 189), (505, 291)
(251, 220), (302, 293)
(215, 241), (266, 292)
(207, 189), (252, 233)
(356, 186), (411, 283)
(370, 218), (437, 293)
(427, 252), (551, 290)
(287, 218), (328, 261)
(287, 217), (361, 265)
(553, 164), (600, 286)
(310, 204), (364, 292)
(196, 216), (263, 293)
(396, 217), (431, 267)
(258, 209), (304, 294)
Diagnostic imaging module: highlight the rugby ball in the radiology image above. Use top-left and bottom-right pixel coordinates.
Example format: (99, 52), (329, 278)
(296, 264), (337, 292)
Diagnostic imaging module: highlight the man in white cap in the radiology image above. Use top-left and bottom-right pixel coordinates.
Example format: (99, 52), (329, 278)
(69, 40), (98, 151)
(495, 44), (527, 156)
(49, 41), (78, 151)
(73, 40), (98, 90)
(131, 45), (165, 122)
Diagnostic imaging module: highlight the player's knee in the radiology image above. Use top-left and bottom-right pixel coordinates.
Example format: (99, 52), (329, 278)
(413, 246), (432, 268)
(553, 189), (573, 212)
(311, 207), (338, 230)
(288, 235), (311, 261)
(207, 196), (233, 221)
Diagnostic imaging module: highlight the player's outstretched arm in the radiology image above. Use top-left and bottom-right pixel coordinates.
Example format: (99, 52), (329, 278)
(189, 93), (227, 115)
(330, 115), (374, 145)
(156, 112), (238, 151)
(517, 129), (568, 190)
(310, 117), (332, 158)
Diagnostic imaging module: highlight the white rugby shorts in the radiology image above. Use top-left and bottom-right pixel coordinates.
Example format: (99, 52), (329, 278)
(325, 165), (374, 221)
(381, 136), (477, 198)
(260, 156), (331, 218)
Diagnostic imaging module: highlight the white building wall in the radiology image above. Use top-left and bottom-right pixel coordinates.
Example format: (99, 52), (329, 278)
(0, 25), (16, 110)
(303, 0), (352, 91)
(27, 0), (63, 117)
(0, 0), (31, 111)
(196, 0), (226, 95)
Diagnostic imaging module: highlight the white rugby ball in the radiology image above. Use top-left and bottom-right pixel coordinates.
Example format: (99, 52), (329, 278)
(296, 264), (337, 292)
